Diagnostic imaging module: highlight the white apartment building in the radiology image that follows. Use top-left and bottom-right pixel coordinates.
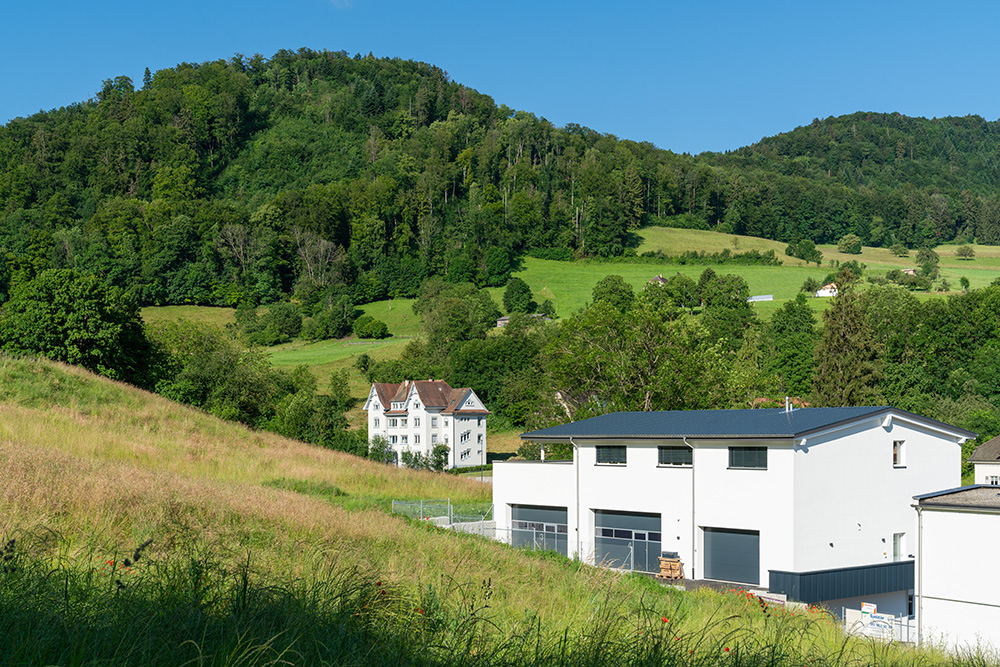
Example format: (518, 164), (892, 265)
(494, 406), (973, 615)
(364, 379), (489, 469)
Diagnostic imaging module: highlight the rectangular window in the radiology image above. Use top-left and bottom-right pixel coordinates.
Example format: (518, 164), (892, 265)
(596, 446), (627, 465)
(414, 435), (420, 444)
(444, 419), (449, 426)
(390, 436), (397, 444)
(729, 447), (767, 469)
(374, 418), (380, 427)
(893, 441), (905, 467)
(401, 435), (408, 445)
(432, 434), (438, 443)
(414, 417), (420, 427)
(388, 418), (397, 428)
(893, 532), (906, 562)
(989, 476), (999, 485)
(431, 417), (438, 427)
(478, 418), (483, 427)
(400, 418), (408, 428)
(658, 445), (693, 466)
(478, 433), (483, 444)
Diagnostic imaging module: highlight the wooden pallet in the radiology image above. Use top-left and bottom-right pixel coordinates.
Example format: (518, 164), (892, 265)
(656, 557), (684, 580)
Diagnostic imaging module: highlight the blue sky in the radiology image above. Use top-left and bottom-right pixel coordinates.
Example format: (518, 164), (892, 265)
(1, 0), (997, 154)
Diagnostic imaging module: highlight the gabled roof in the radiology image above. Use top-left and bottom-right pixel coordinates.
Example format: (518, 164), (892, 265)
(367, 380), (491, 415)
(969, 435), (1000, 462)
(520, 407), (975, 442)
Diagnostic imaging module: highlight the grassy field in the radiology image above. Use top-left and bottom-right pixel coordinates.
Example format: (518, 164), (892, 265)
(1, 356), (987, 666)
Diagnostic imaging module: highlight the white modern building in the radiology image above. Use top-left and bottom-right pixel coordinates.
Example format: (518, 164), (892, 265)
(913, 486), (1000, 651)
(968, 436), (1000, 485)
(494, 406), (973, 615)
(364, 379), (489, 468)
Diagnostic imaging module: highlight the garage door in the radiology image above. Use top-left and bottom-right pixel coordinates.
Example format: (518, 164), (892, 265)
(595, 510), (661, 573)
(511, 505), (568, 555)
(703, 528), (759, 585)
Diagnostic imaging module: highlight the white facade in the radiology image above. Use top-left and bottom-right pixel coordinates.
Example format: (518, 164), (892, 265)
(914, 487), (1000, 652)
(973, 462), (1000, 486)
(495, 408), (970, 612)
(364, 380), (488, 469)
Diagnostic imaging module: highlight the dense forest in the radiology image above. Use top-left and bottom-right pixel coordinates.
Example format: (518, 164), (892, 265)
(5, 48), (1000, 312)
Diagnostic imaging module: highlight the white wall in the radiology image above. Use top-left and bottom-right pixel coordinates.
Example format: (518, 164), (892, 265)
(974, 462), (1000, 485)
(693, 440), (795, 583)
(575, 442), (694, 570)
(493, 461), (575, 544)
(919, 508), (1000, 652)
(792, 417), (959, 573)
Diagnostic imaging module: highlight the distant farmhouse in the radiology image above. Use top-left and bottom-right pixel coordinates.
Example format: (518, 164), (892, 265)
(968, 435), (1000, 485)
(364, 379), (489, 468)
(494, 406), (972, 620)
(814, 282), (838, 297)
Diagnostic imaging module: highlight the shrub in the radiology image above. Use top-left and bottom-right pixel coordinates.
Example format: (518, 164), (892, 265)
(353, 314), (389, 339)
(837, 234), (862, 254)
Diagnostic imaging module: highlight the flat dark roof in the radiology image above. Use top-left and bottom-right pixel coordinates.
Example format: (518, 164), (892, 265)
(521, 407), (976, 442)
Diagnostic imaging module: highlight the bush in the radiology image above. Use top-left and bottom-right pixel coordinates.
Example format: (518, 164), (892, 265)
(837, 234), (862, 254)
(785, 239), (823, 265)
(353, 314), (389, 339)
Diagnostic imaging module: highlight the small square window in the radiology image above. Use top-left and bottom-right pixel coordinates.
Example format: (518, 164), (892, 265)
(596, 446), (627, 465)
(729, 447), (767, 469)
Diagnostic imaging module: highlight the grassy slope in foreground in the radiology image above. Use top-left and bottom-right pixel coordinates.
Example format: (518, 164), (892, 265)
(0, 356), (977, 666)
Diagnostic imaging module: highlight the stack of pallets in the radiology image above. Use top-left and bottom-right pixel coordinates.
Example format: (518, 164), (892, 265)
(656, 556), (684, 581)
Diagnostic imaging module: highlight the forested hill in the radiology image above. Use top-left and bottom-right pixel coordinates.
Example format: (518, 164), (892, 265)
(3, 47), (1000, 309)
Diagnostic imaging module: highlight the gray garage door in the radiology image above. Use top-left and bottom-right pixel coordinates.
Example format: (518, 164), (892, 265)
(511, 505), (568, 555)
(703, 528), (759, 585)
(595, 510), (661, 573)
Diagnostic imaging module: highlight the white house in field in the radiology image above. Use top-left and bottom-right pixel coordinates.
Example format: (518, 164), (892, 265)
(494, 406), (973, 617)
(364, 379), (489, 469)
(814, 282), (839, 297)
(913, 486), (1000, 651)
(967, 436), (1000, 485)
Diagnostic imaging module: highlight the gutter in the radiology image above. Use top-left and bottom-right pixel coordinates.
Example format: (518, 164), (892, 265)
(571, 437), (581, 561)
(916, 503), (924, 645)
(686, 436), (696, 579)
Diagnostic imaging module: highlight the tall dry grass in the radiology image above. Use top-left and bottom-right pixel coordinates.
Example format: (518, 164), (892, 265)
(1, 356), (994, 666)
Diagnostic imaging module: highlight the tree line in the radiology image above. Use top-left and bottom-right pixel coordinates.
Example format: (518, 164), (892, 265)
(6, 50), (1000, 320)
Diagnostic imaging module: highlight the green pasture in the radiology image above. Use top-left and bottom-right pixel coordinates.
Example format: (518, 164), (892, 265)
(140, 304), (236, 327)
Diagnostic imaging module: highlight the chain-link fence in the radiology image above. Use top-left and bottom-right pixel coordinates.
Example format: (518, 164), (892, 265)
(492, 528), (661, 573)
(391, 499), (494, 533)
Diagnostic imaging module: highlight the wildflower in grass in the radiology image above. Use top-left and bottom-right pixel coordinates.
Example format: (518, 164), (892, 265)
(724, 647), (730, 652)
(662, 616), (669, 623)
